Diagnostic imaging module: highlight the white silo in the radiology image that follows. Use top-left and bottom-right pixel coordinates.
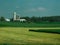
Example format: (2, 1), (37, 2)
(13, 12), (16, 21)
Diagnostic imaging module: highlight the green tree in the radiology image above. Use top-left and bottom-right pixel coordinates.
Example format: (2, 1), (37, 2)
(0, 16), (5, 21)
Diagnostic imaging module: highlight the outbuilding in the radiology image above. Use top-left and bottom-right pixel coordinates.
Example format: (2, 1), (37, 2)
(5, 18), (10, 22)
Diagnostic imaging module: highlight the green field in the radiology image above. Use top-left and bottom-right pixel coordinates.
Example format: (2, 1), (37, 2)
(0, 27), (60, 45)
(0, 22), (60, 45)
(0, 22), (60, 27)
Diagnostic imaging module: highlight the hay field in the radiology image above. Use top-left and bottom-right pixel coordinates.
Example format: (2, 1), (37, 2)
(0, 27), (60, 45)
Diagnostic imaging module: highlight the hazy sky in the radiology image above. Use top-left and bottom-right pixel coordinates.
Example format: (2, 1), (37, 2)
(0, 0), (60, 18)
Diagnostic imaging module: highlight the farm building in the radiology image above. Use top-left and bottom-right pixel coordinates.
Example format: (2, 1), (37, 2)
(5, 18), (10, 22)
(13, 12), (26, 22)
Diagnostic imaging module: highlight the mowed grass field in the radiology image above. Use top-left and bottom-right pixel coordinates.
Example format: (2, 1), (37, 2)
(0, 27), (60, 45)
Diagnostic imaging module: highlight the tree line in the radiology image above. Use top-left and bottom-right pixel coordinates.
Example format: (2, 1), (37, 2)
(0, 16), (60, 23)
(21, 16), (60, 23)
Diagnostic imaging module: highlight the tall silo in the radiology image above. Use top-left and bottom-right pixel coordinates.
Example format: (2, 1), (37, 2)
(13, 12), (16, 21)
